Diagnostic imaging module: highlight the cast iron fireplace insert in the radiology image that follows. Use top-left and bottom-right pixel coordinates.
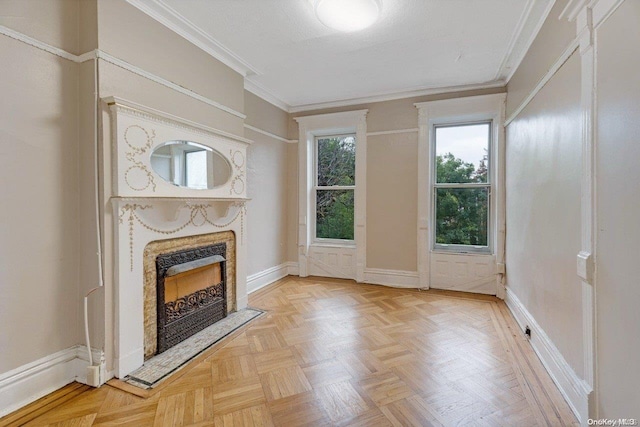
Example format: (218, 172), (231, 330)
(155, 243), (227, 354)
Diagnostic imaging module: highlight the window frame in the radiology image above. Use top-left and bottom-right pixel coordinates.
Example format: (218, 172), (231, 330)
(432, 120), (493, 254)
(312, 133), (356, 246)
(184, 148), (208, 189)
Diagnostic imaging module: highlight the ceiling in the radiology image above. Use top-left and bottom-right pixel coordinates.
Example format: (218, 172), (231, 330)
(127, 0), (554, 112)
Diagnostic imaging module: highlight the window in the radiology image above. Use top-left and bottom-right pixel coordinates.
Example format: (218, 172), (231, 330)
(185, 149), (208, 189)
(433, 122), (491, 252)
(314, 134), (356, 241)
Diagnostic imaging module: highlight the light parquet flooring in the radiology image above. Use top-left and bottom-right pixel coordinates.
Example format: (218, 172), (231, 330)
(2, 277), (579, 427)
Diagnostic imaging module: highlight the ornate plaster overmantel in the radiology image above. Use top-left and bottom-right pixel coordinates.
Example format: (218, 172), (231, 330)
(104, 97), (251, 378)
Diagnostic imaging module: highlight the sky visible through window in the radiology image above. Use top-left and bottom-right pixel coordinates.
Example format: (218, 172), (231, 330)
(436, 123), (490, 172)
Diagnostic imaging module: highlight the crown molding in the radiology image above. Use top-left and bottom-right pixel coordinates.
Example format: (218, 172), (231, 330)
(559, 0), (589, 21)
(497, 0), (557, 83)
(125, 0), (260, 77)
(244, 79), (291, 113)
(289, 81), (505, 114)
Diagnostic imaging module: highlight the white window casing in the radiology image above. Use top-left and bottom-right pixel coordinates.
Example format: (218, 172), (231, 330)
(415, 94), (506, 296)
(295, 110), (368, 281)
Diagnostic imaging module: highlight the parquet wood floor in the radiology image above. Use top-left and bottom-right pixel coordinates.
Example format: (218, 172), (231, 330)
(1, 277), (579, 426)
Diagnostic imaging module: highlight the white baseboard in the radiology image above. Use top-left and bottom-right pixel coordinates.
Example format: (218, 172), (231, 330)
(247, 264), (420, 292)
(505, 288), (590, 424)
(247, 263), (290, 294)
(363, 268), (420, 288)
(0, 345), (105, 418)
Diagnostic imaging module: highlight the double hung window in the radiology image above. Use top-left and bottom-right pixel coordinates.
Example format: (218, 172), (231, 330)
(314, 134), (356, 242)
(433, 122), (491, 252)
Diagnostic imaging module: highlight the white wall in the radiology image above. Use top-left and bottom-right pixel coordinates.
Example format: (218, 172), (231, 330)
(594, 0), (640, 417)
(506, 51), (584, 374)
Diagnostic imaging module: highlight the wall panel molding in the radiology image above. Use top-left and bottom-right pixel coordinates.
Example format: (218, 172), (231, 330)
(505, 38), (579, 125)
(244, 124), (297, 143)
(0, 25), (247, 121)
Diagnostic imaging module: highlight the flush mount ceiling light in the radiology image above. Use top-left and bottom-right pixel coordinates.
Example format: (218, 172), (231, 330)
(314, 0), (382, 32)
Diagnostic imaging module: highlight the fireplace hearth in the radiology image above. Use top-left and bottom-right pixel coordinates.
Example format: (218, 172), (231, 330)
(156, 243), (227, 354)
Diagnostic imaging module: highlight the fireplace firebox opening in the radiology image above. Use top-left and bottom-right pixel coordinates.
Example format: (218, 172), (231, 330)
(156, 243), (227, 354)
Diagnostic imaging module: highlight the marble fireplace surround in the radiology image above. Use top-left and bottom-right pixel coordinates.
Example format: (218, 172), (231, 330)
(143, 231), (236, 359)
(107, 98), (250, 379)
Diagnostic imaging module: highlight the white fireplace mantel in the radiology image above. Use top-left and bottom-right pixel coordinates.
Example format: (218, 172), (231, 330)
(105, 98), (250, 378)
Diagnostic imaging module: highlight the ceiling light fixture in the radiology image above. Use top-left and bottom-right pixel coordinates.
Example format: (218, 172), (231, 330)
(314, 0), (382, 32)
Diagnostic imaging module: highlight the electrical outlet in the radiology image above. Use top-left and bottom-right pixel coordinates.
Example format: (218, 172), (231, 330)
(525, 326), (531, 339)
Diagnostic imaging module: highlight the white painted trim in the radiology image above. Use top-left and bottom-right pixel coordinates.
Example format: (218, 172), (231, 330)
(366, 128), (419, 137)
(591, 0), (625, 30)
(104, 96), (252, 145)
(97, 50), (246, 120)
(125, 0), (259, 77)
(501, 0), (557, 83)
(559, 0), (589, 21)
(247, 263), (291, 294)
(289, 81), (505, 114)
(505, 288), (590, 424)
(0, 24), (81, 62)
(355, 115), (367, 283)
(505, 38), (580, 125)
(244, 124), (297, 144)
(363, 268), (420, 288)
(415, 94), (506, 295)
(296, 110), (368, 280)
(244, 79), (292, 113)
(0, 26), (248, 122)
(560, 0), (623, 418)
(495, 0), (536, 80)
(286, 261), (299, 276)
(0, 346), (107, 418)
(0, 24), (93, 63)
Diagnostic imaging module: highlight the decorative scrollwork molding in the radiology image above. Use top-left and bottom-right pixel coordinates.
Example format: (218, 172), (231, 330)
(124, 125), (157, 192)
(229, 149), (246, 195)
(119, 202), (246, 271)
(165, 282), (225, 323)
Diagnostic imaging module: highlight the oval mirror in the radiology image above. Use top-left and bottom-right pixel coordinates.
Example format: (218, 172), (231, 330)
(150, 141), (232, 190)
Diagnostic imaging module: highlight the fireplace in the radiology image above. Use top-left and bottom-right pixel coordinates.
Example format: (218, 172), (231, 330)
(156, 243), (227, 353)
(143, 231), (237, 359)
(107, 99), (249, 379)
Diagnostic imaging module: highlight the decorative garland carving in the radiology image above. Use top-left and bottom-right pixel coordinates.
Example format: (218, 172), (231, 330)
(123, 125), (157, 192)
(119, 202), (246, 271)
(119, 204), (152, 270)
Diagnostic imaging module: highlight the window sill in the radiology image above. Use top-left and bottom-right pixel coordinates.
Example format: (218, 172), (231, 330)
(431, 249), (493, 256)
(311, 241), (356, 249)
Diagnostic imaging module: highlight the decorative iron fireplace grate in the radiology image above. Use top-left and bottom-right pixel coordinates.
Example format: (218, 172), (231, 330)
(156, 243), (227, 354)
